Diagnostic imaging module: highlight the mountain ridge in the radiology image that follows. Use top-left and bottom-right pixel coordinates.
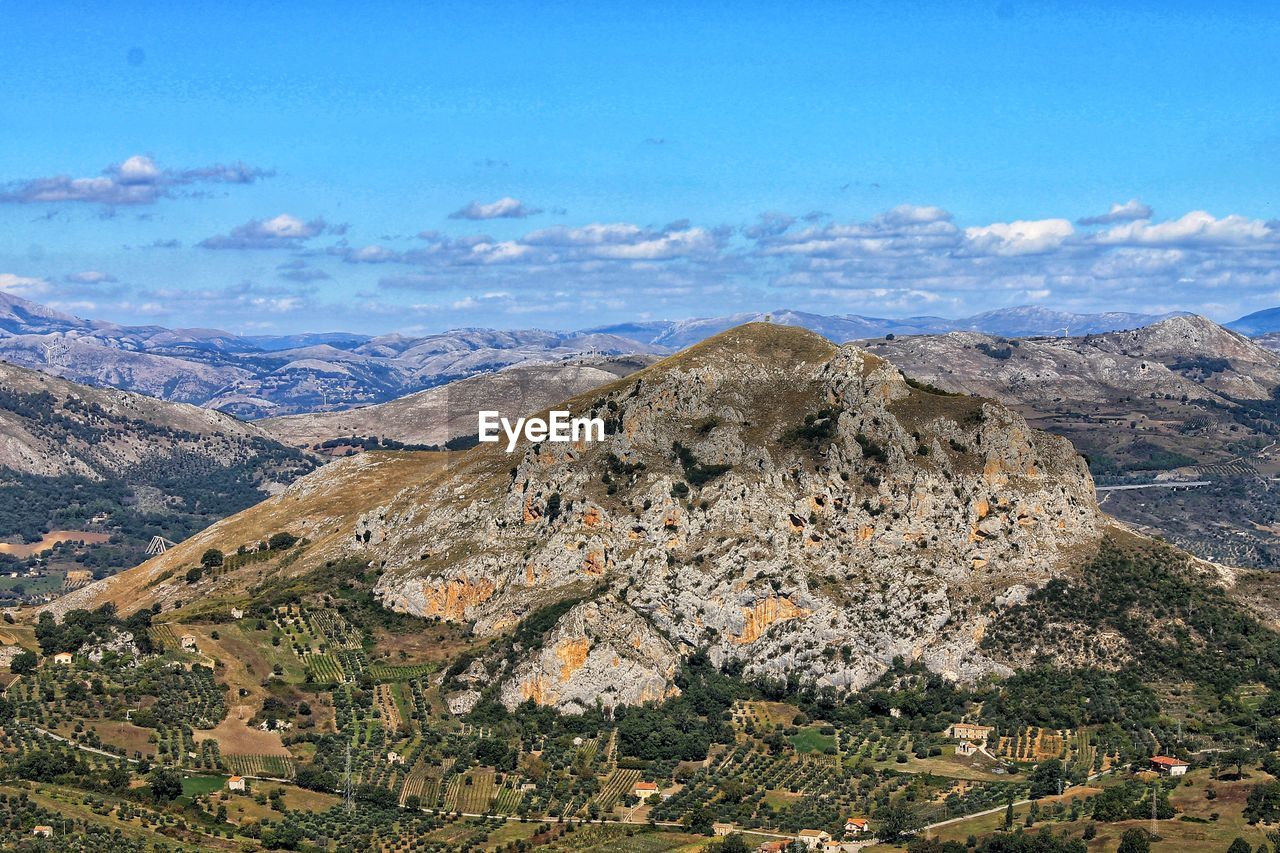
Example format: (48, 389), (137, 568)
(0, 290), (1202, 418)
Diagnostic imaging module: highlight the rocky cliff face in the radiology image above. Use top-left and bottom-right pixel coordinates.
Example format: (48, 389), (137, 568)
(356, 324), (1101, 709)
(67, 323), (1102, 712)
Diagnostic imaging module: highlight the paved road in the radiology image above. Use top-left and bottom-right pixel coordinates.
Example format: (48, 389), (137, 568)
(1095, 480), (1210, 492)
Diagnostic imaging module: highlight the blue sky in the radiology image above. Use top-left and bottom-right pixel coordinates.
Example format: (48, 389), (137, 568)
(1, 1), (1278, 334)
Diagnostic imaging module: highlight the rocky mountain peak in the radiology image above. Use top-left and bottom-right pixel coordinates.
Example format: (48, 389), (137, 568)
(62, 323), (1103, 714)
(358, 324), (1101, 710)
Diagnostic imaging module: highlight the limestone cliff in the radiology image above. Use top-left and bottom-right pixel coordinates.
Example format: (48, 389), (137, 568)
(68, 323), (1102, 712)
(360, 324), (1101, 708)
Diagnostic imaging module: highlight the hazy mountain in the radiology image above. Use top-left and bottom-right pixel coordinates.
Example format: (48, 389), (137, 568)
(1229, 306), (1280, 336)
(243, 332), (372, 352)
(0, 291), (100, 335)
(943, 306), (1189, 337)
(591, 306), (1186, 349)
(0, 291), (1215, 420)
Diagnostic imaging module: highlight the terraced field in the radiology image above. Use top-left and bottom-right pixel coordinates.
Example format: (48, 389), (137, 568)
(224, 753), (297, 780)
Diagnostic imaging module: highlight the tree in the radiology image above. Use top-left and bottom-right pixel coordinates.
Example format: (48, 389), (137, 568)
(185, 566), (203, 584)
(9, 649), (36, 674)
(200, 548), (224, 569)
(1225, 745), (1255, 779)
(1244, 781), (1280, 824)
(268, 532), (298, 551)
(875, 800), (921, 843)
(1226, 839), (1252, 853)
(105, 764), (130, 790)
(1029, 758), (1066, 798)
(148, 767), (183, 803)
(711, 835), (750, 853)
(1116, 829), (1150, 853)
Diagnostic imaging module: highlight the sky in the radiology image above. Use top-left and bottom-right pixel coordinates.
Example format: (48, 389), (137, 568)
(1, 1), (1278, 335)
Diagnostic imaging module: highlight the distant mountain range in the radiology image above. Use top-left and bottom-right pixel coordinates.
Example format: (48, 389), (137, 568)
(6, 289), (1280, 418)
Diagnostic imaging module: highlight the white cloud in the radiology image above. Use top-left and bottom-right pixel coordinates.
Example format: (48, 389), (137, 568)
(199, 214), (340, 250)
(64, 270), (117, 284)
(877, 204), (953, 227)
(1092, 210), (1276, 247)
(0, 273), (50, 297)
(964, 219), (1074, 255)
(113, 155), (163, 184)
(1078, 199), (1153, 226)
(449, 196), (542, 220)
(0, 155), (270, 206)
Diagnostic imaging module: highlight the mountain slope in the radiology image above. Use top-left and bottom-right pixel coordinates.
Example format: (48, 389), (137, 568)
(61, 323), (1101, 711)
(0, 359), (314, 572)
(865, 315), (1280, 566)
(260, 355), (657, 450)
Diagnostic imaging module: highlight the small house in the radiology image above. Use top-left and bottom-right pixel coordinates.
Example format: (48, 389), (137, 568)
(227, 775), (246, 792)
(32, 825), (53, 838)
(1149, 756), (1189, 776)
(180, 635), (198, 652)
(956, 740), (979, 757)
(52, 651), (73, 665)
(387, 751), (404, 765)
(844, 817), (870, 834)
(798, 829), (832, 848)
(947, 723), (994, 741)
(712, 822), (735, 836)
(633, 781), (658, 799)
(230, 608), (244, 620)
(756, 843), (788, 853)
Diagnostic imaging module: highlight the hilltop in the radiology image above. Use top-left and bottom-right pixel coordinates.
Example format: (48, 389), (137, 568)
(62, 323), (1101, 710)
(22, 322), (1280, 853)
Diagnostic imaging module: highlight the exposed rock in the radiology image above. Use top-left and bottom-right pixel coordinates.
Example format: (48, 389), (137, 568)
(498, 598), (680, 713)
(362, 324), (1101, 708)
(446, 690), (481, 715)
(74, 323), (1105, 713)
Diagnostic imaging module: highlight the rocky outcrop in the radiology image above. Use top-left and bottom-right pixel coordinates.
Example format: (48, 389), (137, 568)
(498, 598), (680, 713)
(76, 324), (1102, 712)
(358, 324), (1102, 709)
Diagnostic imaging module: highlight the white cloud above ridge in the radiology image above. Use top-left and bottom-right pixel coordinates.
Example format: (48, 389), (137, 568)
(23, 196), (1280, 327)
(963, 219), (1075, 256)
(0, 273), (51, 297)
(1091, 210), (1276, 247)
